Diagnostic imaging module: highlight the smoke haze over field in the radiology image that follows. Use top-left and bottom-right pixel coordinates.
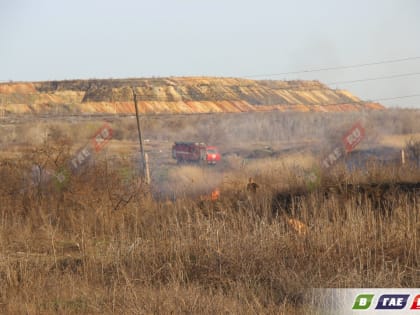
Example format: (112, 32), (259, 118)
(0, 0), (419, 108)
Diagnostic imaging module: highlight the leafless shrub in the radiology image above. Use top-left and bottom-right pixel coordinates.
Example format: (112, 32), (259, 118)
(406, 138), (420, 167)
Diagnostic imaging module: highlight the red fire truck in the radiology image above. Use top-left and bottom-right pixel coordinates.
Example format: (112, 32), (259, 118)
(172, 142), (221, 165)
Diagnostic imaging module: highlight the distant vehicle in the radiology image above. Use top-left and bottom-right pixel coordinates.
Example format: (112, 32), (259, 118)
(172, 142), (221, 165)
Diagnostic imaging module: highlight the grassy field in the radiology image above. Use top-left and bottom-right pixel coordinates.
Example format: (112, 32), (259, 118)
(0, 110), (419, 314)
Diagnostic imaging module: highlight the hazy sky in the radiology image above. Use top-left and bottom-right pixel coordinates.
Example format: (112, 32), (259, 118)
(1, 0), (419, 108)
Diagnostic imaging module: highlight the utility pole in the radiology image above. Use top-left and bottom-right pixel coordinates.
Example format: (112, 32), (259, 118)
(131, 87), (149, 184)
(401, 149), (405, 165)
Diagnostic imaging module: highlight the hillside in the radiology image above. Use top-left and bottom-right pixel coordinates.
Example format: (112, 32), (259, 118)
(0, 77), (384, 115)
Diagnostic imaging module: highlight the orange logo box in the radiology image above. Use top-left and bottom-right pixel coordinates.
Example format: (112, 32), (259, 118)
(342, 122), (365, 153)
(92, 124), (113, 152)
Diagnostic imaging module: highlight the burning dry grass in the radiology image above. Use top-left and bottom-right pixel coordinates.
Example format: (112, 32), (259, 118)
(0, 146), (419, 314)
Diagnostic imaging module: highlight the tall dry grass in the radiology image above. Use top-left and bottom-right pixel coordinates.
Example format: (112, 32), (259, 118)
(0, 110), (419, 313)
(0, 141), (419, 314)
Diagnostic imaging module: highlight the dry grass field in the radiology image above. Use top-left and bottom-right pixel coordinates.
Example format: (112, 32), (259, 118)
(0, 109), (420, 314)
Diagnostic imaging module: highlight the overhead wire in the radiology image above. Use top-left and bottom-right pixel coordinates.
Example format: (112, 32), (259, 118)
(243, 56), (420, 78)
(304, 93), (420, 107)
(1, 56), (420, 106)
(2, 56), (420, 82)
(327, 71), (420, 86)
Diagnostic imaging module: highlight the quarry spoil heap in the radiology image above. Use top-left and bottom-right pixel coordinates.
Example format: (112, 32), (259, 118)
(0, 77), (384, 115)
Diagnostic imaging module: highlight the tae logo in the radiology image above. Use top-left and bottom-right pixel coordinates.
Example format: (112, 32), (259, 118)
(375, 294), (409, 310)
(352, 293), (418, 310)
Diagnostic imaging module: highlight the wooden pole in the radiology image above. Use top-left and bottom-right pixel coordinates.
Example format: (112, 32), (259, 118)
(401, 149), (405, 165)
(132, 87), (147, 182)
(144, 153), (151, 185)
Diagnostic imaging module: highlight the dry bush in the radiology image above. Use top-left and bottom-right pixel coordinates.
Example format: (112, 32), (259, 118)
(406, 138), (420, 167)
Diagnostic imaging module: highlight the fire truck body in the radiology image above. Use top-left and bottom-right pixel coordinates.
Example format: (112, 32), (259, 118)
(172, 142), (221, 165)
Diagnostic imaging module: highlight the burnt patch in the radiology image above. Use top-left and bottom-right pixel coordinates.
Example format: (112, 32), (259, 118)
(272, 182), (420, 219)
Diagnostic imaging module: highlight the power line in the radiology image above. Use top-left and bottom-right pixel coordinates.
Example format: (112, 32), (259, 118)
(2, 57), (420, 89)
(328, 71), (420, 85)
(297, 93), (420, 107)
(1, 67), (420, 106)
(239, 93), (419, 107)
(254, 93), (420, 107)
(244, 56), (420, 78)
(372, 94), (420, 102)
(2, 57), (420, 83)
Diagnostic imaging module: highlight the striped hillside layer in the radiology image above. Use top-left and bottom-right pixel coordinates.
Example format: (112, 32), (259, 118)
(0, 77), (384, 115)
